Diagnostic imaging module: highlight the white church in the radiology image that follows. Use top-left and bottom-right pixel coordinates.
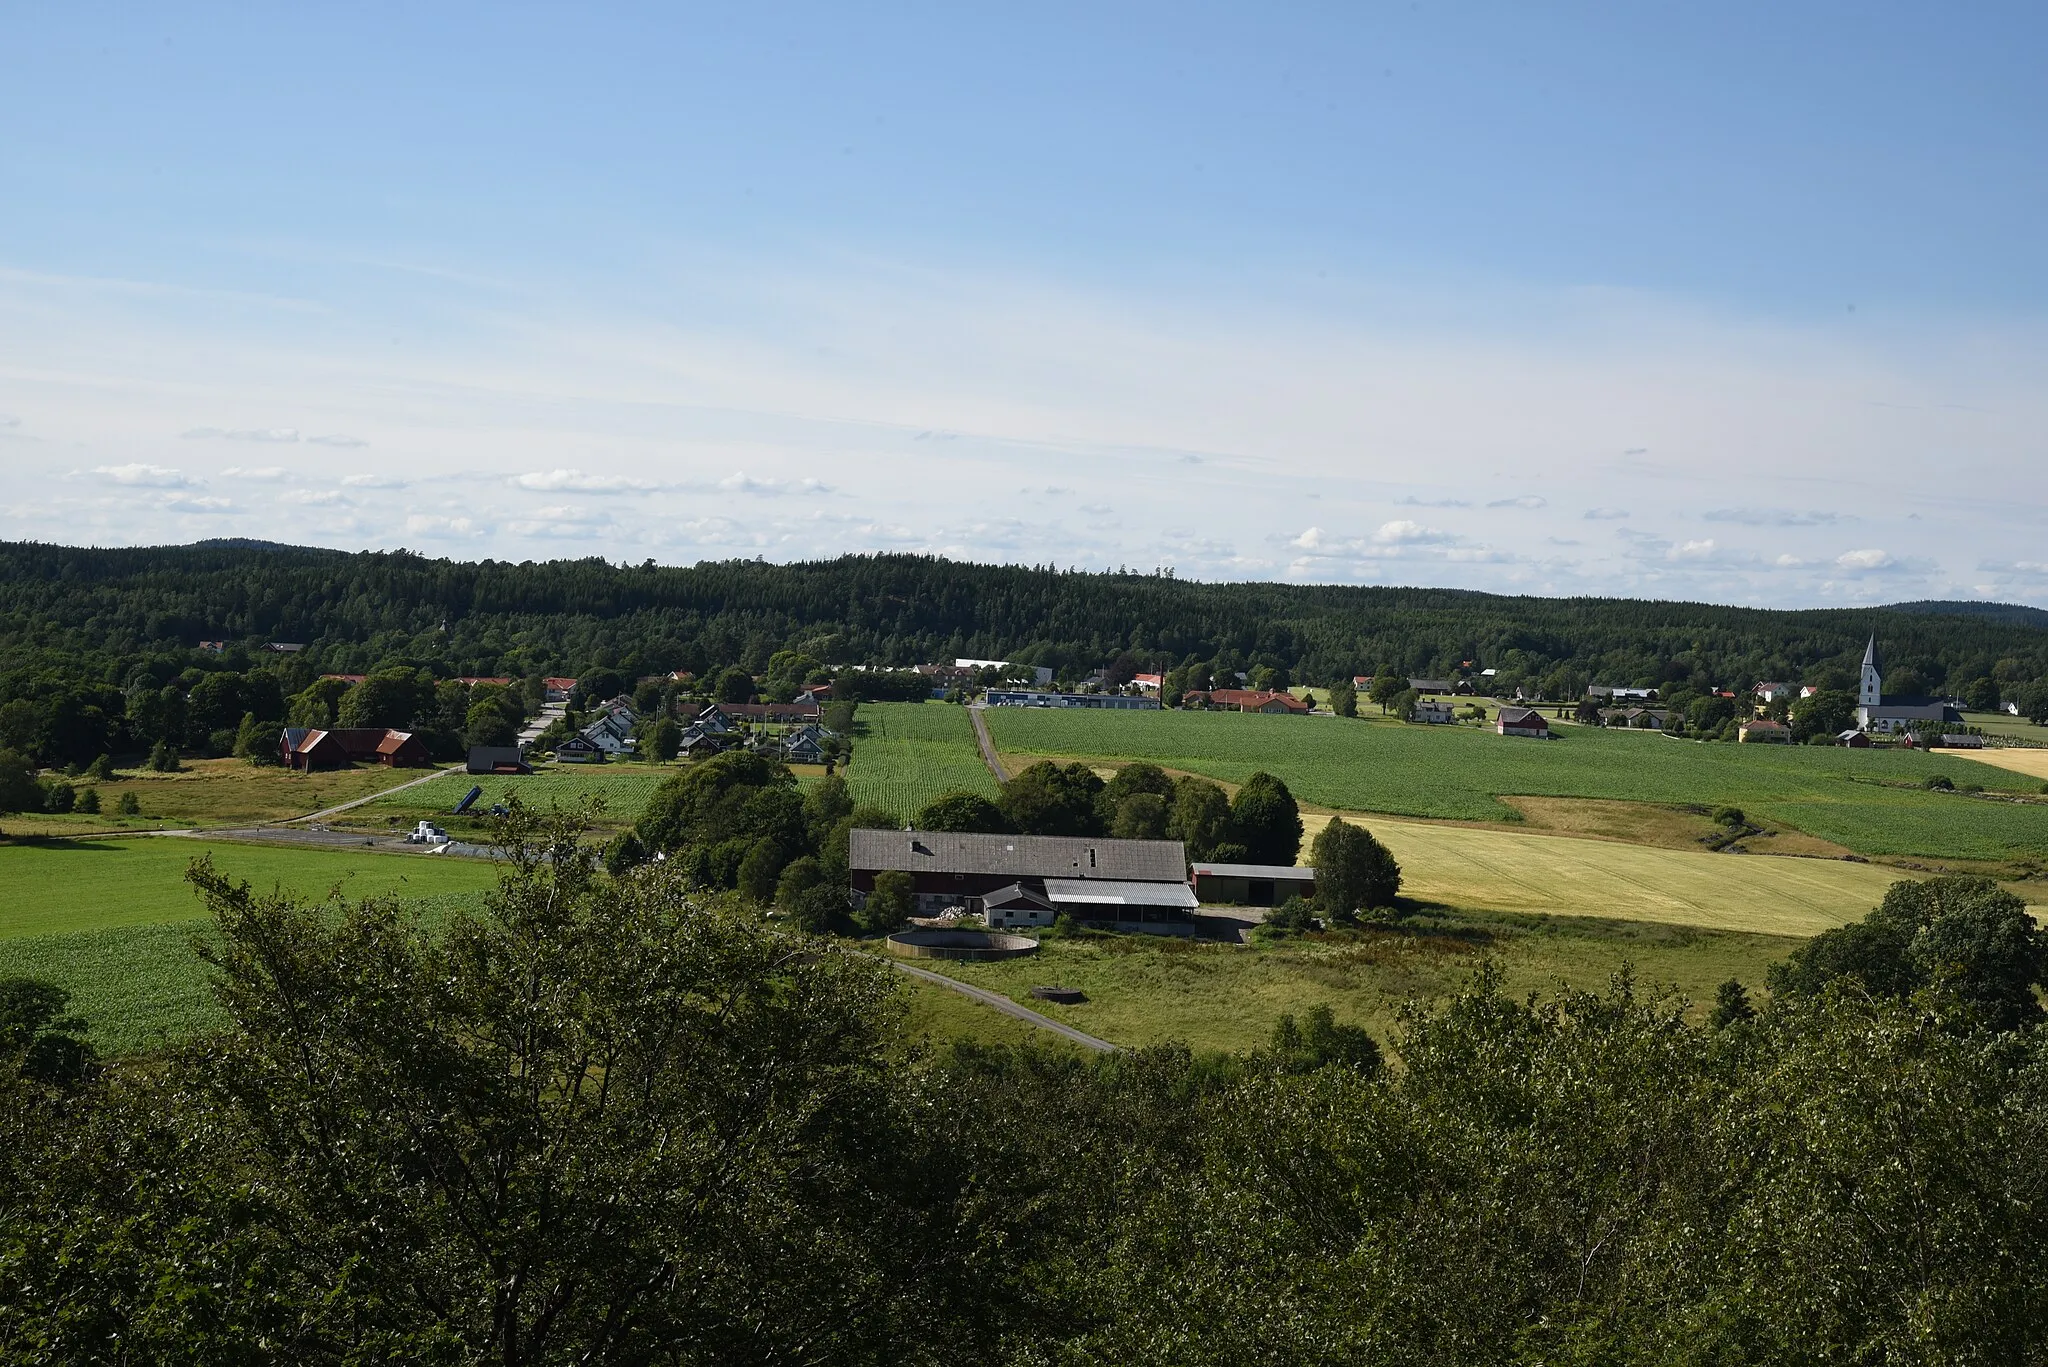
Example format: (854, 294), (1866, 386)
(1855, 637), (1962, 735)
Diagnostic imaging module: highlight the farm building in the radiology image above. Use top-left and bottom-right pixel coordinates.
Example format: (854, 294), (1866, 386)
(976, 883), (1057, 929)
(278, 727), (429, 771)
(1407, 678), (1459, 696)
(1496, 707), (1551, 738)
(850, 829), (1193, 931)
(1935, 733), (1987, 749)
(466, 746), (532, 775)
(1189, 862), (1317, 906)
(1412, 699), (1456, 724)
(1202, 688), (1310, 714)
(1836, 729), (1873, 748)
(1738, 719), (1790, 744)
(985, 690), (1160, 710)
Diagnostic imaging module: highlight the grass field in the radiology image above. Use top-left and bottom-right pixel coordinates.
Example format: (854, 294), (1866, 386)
(921, 909), (1807, 1053)
(984, 707), (2048, 862)
(346, 762), (677, 833)
(2, 758), (439, 837)
(843, 702), (997, 820)
(0, 839), (504, 1054)
(1305, 812), (1914, 935)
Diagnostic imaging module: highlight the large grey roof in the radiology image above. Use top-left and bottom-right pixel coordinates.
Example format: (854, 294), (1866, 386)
(849, 829), (1187, 882)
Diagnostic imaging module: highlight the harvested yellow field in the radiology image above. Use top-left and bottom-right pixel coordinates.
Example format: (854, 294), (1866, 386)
(1301, 812), (1908, 936)
(1954, 748), (2048, 783)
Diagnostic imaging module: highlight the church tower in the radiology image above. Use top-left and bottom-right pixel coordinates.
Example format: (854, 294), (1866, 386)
(1859, 636), (1883, 708)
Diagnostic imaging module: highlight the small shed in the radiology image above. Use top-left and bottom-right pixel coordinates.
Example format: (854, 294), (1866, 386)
(1043, 877), (1201, 930)
(1496, 706), (1550, 738)
(467, 746), (532, 775)
(279, 727), (348, 772)
(976, 882), (1057, 930)
(1190, 862), (1317, 907)
(1836, 729), (1872, 748)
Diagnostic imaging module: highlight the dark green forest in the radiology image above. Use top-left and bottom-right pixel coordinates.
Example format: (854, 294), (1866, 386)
(5, 540), (2047, 726)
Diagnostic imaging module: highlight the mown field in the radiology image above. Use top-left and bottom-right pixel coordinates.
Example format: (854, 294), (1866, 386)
(1, 758), (439, 837)
(922, 908), (1812, 1053)
(843, 703), (997, 820)
(984, 707), (2048, 862)
(0, 839), (504, 1054)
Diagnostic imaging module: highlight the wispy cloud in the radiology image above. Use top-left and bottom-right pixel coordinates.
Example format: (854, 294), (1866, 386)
(1704, 507), (1847, 526)
(1584, 506), (1630, 520)
(1373, 519), (1456, 545)
(160, 494), (236, 513)
(342, 473), (408, 489)
(307, 434), (367, 448)
(1394, 496), (1472, 508)
(511, 468), (658, 494)
(281, 489), (347, 506)
(1487, 495), (1547, 510)
(220, 466), (291, 481)
(1834, 547), (1897, 572)
(182, 426), (300, 442)
(720, 471), (833, 496)
(91, 463), (201, 488)
(404, 513), (489, 538)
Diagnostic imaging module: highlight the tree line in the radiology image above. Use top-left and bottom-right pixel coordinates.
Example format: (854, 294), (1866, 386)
(4, 806), (2047, 1363)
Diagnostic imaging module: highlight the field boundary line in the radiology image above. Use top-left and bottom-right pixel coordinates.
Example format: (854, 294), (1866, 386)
(969, 706), (1010, 783)
(877, 955), (1115, 1052)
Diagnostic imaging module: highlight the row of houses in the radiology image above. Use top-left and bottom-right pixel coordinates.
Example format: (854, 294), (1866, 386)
(984, 689), (1161, 710)
(849, 829), (1318, 934)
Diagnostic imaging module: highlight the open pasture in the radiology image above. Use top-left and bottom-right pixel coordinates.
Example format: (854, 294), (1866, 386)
(843, 702), (997, 820)
(984, 707), (2048, 862)
(1303, 812), (1913, 936)
(923, 909), (1806, 1053)
(349, 762), (673, 830)
(2, 758), (436, 837)
(0, 839), (503, 1054)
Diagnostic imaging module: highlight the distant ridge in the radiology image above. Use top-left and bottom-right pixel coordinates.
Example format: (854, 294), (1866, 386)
(192, 538), (324, 552)
(1885, 600), (2048, 632)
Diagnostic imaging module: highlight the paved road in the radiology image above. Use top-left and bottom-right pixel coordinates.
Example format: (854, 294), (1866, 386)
(968, 705), (1010, 784)
(287, 766), (454, 824)
(881, 957), (1116, 1052)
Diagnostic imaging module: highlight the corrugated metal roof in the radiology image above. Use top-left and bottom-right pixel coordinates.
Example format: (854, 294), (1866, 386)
(1043, 879), (1200, 909)
(849, 829), (1186, 882)
(1190, 862), (1316, 880)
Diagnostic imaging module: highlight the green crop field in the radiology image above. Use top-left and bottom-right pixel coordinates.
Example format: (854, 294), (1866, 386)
(349, 763), (675, 831)
(921, 909), (1809, 1053)
(0, 839), (503, 1054)
(984, 707), (2048, 862)
(843, 703), (997, 820)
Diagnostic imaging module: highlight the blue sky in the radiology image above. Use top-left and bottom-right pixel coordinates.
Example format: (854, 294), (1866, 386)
(3, 3), (2045, 605)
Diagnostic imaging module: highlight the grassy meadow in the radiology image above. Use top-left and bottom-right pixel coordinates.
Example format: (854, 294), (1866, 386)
(984, 706), (2048, 862)
(1, 758), (441, 837)
(843, 702), (997, 819)
(921, 908), (1809, 1053)
(0, 838), (503, 1054)
(344, 762), (677, 833)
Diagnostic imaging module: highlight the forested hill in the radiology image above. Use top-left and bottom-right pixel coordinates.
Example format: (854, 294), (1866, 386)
(3, 540), (2047, 695)
(1886, 600), (2048, 632)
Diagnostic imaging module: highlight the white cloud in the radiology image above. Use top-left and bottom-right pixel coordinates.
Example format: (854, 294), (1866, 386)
(1487, 495), (1547, 509)
(720, 471), (833, 496)
(281, 489), (346, 506)
(507, 504), (614, 537)
(91, 463), (201, 487)
(1373, 519), (1455, 545)
(405, 514), (488, 538)
(1293, 526), (1326, 550)
(182, 427), (300, 442)
(306, 434), (367, 448)
(1670, 539), (1719, 560)
(511, 468), (656, 493)
(1835, 547), (1897, 571)
(0, 414), (19, 428)
(341, 473), (408, 489)
(1394, 496), (1472, 508)
(220, 466), (291, 480)
(1704, 507), (1847, 526)
(160, 494), (236, 512)
(1584, 507), (1630, 520)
